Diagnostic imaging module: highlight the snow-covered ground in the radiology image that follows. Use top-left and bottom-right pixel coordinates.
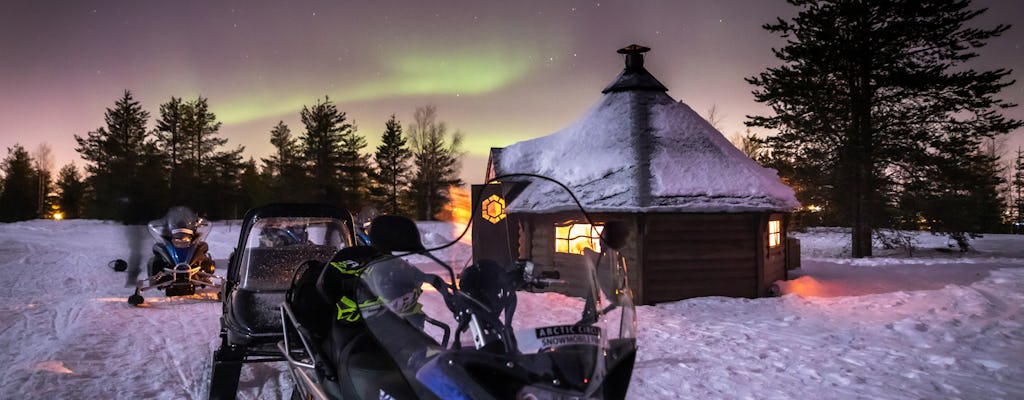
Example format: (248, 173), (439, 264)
(0, 220), (1021, 399)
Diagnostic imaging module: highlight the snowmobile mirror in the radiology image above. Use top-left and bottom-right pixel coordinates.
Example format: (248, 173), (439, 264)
(601, 220), (629, 251)
(369, 215), (425, 253)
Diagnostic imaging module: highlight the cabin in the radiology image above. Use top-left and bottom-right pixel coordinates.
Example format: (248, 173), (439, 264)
(471, 45), (801, 305)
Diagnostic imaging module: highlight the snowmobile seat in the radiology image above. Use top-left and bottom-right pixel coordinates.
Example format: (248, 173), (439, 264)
(330, 330), (416, 400)
(226, 245), (337, 345)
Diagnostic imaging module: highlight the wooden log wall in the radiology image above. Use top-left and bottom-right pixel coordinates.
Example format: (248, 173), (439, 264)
(642, 214), (759, 303)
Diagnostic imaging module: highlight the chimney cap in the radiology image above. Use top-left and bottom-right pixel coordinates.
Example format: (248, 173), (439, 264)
(617, 44), (651, 55)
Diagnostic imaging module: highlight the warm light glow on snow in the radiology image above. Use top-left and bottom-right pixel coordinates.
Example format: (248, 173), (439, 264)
(440, 186), (472, 224)
(30, 361), (73, 374)
(778, 276), (825, 297)
(52, 213), (64, 220)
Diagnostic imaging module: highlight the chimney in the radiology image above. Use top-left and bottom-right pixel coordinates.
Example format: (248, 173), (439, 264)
(619, 44), (650, 72)
(602, 44), (668, 94)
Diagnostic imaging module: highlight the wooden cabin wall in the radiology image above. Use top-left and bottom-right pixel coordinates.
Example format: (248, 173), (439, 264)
(520, 213), (644, 302)
(642, 214), (759, 303)
(519, 212), (792, 305)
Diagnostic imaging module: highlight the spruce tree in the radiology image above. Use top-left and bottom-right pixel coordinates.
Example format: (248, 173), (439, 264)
(207, 147), (246, 218)
(56, 163), (86, 219)
(371, 115), (413, 215)
(0, 144), (38, 222)
(337, 120), (371, 209)
(74, 90), (157, 222)
(407, 105), (464, 220)
(154, 97), (187, 195)
(299, 96), (351, 206)
(262, 121), (306, 202)
(239, 157), (270, 213)
(747, 0), (1022, 256)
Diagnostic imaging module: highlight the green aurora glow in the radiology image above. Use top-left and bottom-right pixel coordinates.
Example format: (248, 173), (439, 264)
(215, 44), (535, 126)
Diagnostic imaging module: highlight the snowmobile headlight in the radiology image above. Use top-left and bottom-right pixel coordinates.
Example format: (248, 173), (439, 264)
(172, 233), (193, 248)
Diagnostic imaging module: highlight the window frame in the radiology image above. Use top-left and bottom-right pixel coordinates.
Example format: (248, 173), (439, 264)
(554, 221), (604, 255)
(768, 218), (782, 248)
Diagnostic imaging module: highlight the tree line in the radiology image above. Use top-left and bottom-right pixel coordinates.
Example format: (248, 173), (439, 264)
(4, 0), (1022, 258)
(0, 91), (462, 223)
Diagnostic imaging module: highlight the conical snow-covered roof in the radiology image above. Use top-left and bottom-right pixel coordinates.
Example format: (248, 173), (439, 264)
(491, 45), (800, 214)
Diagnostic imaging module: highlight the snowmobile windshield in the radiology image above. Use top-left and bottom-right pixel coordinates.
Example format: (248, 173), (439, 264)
(147, 206), (212, 246)
(356, 175), (637, 400)
(238, 216), (352, 291)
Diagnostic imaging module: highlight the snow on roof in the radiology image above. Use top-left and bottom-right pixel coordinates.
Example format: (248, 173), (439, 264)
(492, 46), (800, 214)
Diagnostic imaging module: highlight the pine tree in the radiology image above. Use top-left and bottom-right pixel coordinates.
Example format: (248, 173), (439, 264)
(747, 0), (1022, 256)
(371, 115), (413, 215)
(154, 95), (243, 218)
(179, 97), (225, 175)
(299, 96), (352, 206)
(0, 145), (38, 222)
(56, 163), (86, 219)
(407, 105), (464, 220)
(182, 96), (225, 209)
(74, 90), (158, 222)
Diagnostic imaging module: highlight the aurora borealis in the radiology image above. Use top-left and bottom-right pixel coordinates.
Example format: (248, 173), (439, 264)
(2, 0), (1022, 184)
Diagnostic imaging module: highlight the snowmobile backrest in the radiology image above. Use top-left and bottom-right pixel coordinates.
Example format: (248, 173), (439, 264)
(285, 259), (334, 338)
(368, 216), (424, 253)
(315, 246), (381, 305)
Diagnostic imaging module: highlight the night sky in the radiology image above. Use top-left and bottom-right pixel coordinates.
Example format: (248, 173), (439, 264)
(3, 0), (1022, 184)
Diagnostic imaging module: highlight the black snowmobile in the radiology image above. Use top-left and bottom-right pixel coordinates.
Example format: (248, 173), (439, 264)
(208, 203), (357, 399)
(277, 175), (638, 400)
(128, 206), (223, 305)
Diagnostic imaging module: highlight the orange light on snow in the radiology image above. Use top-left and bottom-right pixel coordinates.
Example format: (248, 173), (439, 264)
(52, 213), (64, 220)
(438, 186), (472, 224)
(781, 276), (826, 297)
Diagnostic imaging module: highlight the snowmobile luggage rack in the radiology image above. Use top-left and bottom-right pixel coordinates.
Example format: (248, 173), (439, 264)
(209, 203), (356, 400)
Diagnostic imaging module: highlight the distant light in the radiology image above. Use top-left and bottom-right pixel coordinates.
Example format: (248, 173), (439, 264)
(53, 213), (64, 220)
(806, 205), (822, 212)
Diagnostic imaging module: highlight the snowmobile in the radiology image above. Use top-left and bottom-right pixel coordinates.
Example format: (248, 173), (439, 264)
(128, 206), (223, 305)
(208, 203), (357, 399)
(277, 175), (638, 400)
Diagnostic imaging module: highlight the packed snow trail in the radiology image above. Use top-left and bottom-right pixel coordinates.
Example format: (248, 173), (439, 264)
(0, 220), (288, 399)
(0, 220), (1022, 399)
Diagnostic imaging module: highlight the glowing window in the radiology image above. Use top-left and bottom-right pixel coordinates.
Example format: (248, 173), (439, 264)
(554, 223), (603, 255)
(768, 219), (782, 248)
